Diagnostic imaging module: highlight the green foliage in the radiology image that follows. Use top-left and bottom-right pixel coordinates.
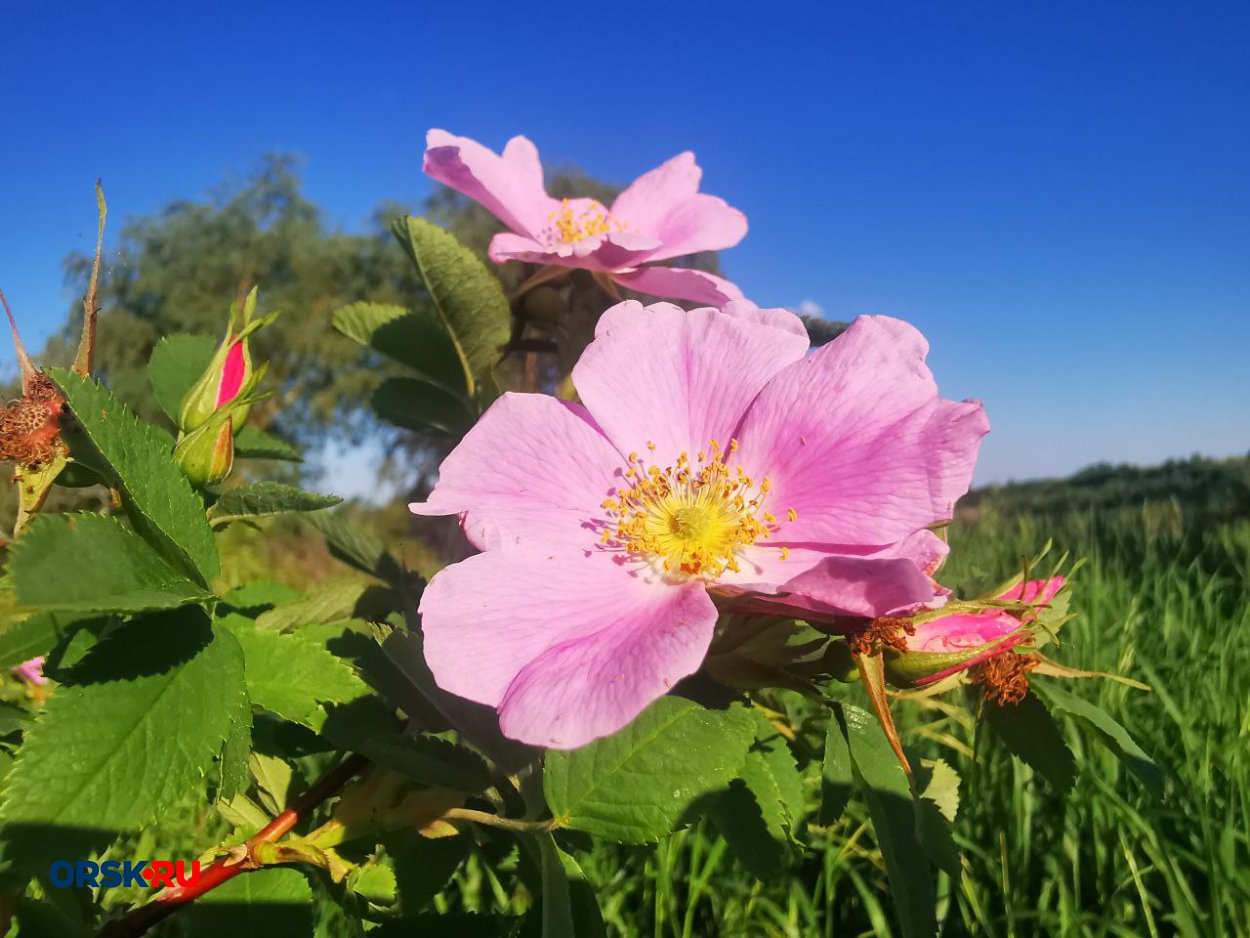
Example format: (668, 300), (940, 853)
(208, 481), (341, 526)
(331, 302), (468, 396)
(544, 697), (754, 843)
(10, 514), (213, 613)
(983, 688), (1077, 792)
(390, 216), (511, 402)
(0, 610), (247, 869)
(148, 333), (218, 422)
(370, 377), (473, 437)
(233, 426), (302, 462)
(221, 614), (370, 732)
(50, 368), (219, 584)
(178, 867), (315, 938)
(0, 612), (89, 670)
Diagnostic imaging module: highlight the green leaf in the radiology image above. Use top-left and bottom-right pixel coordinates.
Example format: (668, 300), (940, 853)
(209, 482), (341, 526)
(305, 511), (404, 584)
(331, 302), (469, 395)
(233, 426), (302, 462)
(148, 333), (216, 421)
(842, 703), (937, 938)
(182, 867), (315, 938)
(712, 710), (806, 878)
(745, 710), (806, 835)
(984, 690), (1076, 792)
(254, 579), (389, 632)
(382, 830), (470, 916)
(9, 514), (213, 613)
(217, 714), (253, 803)
(708, 780), (786, 879)
(391, 216), (511, 400)
(222, 614), (370, 731)
(0, 611), (89, 670)
(1037, 683), (1163, 795)
(50, 368), (219, 585)
(544, 697), (755, 843)
(821, 704), (854, 826)
(371, 377), (473, 436)
(0, 609), (247, 870)
(360, 733), (493, 793)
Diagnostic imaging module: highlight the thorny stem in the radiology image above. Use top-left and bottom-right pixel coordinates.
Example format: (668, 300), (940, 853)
(99, 753), (369, 938)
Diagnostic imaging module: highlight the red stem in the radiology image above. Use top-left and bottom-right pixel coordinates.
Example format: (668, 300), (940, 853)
(100, 753), (368, 937)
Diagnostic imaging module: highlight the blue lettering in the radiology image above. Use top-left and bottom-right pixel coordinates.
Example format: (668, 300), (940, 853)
(121, 860), (149, 888)
(100, 859), (122, 888)
(76, 860), (99, 887)
(48, 861), (73, 888)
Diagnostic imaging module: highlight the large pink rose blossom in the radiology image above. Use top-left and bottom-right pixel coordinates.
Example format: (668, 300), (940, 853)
(411, 301), (989, 747)
(423, 130), (748, 305)
(897, 577), (1066, 687)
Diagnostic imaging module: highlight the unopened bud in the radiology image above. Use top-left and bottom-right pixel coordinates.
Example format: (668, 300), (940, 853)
(174, 413), (235, 488)
(178, 287), (275, 433)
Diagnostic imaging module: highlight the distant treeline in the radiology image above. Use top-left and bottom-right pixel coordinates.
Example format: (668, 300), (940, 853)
(964, 454), (1250, 523)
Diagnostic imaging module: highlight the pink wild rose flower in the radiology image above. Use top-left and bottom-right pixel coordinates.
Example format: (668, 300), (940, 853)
(13, 656), (47, 686)
(897, 577), (1067, 686)
(423, 129), (748, 305)
(411, 302), (989, 748)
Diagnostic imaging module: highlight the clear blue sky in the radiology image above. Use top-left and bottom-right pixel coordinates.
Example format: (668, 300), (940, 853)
(2, 1), (1247, 485)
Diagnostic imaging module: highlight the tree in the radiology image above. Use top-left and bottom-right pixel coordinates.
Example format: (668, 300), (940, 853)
(45, 155), (415, 448)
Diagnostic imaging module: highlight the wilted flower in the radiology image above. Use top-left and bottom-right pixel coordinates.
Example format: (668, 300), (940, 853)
(412, 301), (988, 747)
(883, 577), (1066, 693)
(423, 130), (748, 305)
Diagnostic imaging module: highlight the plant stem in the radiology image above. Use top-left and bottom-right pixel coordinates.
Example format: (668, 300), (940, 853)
(99, 753), (369, 938)
(443, 807), (556, 833)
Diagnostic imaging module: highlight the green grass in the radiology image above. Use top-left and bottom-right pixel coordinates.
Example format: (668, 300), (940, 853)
(462, 506), (1250, 937)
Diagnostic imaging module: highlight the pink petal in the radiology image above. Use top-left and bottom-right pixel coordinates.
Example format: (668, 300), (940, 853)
(907, 610), (1022, 653)
(735, 316), (989, 546)
(998, 576), (1065, 605)
(573, 301), (809, 465)
(720, 299), (809, 338)
(419, 549), (718, 748)
(609, 152), (748, 260)
(489, 230), (661, 271)
(216, 340), (246, 407)
(423, 130), (559, 240)
(13, 656), (47, 686)
(609, 266), (744, 305)
(715, 530), (950, 619)
(410, 393), (621, 551)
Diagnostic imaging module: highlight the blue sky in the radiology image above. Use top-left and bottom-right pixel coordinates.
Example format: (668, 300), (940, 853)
(2, 1), (1247, 485)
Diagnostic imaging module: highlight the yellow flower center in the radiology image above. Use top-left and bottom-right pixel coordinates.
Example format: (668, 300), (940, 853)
(548, 199), (627, 245)
(600, 439), (793, 579)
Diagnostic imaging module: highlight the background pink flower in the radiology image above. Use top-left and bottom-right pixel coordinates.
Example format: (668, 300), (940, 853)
(412, 301), (988, 747)
(423, 129), (748, 305)
(12, 656), (46, 686)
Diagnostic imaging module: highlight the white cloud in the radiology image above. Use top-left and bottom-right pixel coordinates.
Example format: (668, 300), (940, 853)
(793, 299), (824, 318)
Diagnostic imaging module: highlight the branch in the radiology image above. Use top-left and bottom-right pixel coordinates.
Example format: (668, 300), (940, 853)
(100, 753), (368, 938)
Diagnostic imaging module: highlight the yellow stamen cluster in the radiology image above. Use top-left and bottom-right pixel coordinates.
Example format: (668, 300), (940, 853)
(599, 439), (794, 579)
(548, 199), (627, 245)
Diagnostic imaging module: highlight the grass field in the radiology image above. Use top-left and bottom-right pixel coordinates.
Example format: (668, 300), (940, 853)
(431, 504), (1250, 937)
